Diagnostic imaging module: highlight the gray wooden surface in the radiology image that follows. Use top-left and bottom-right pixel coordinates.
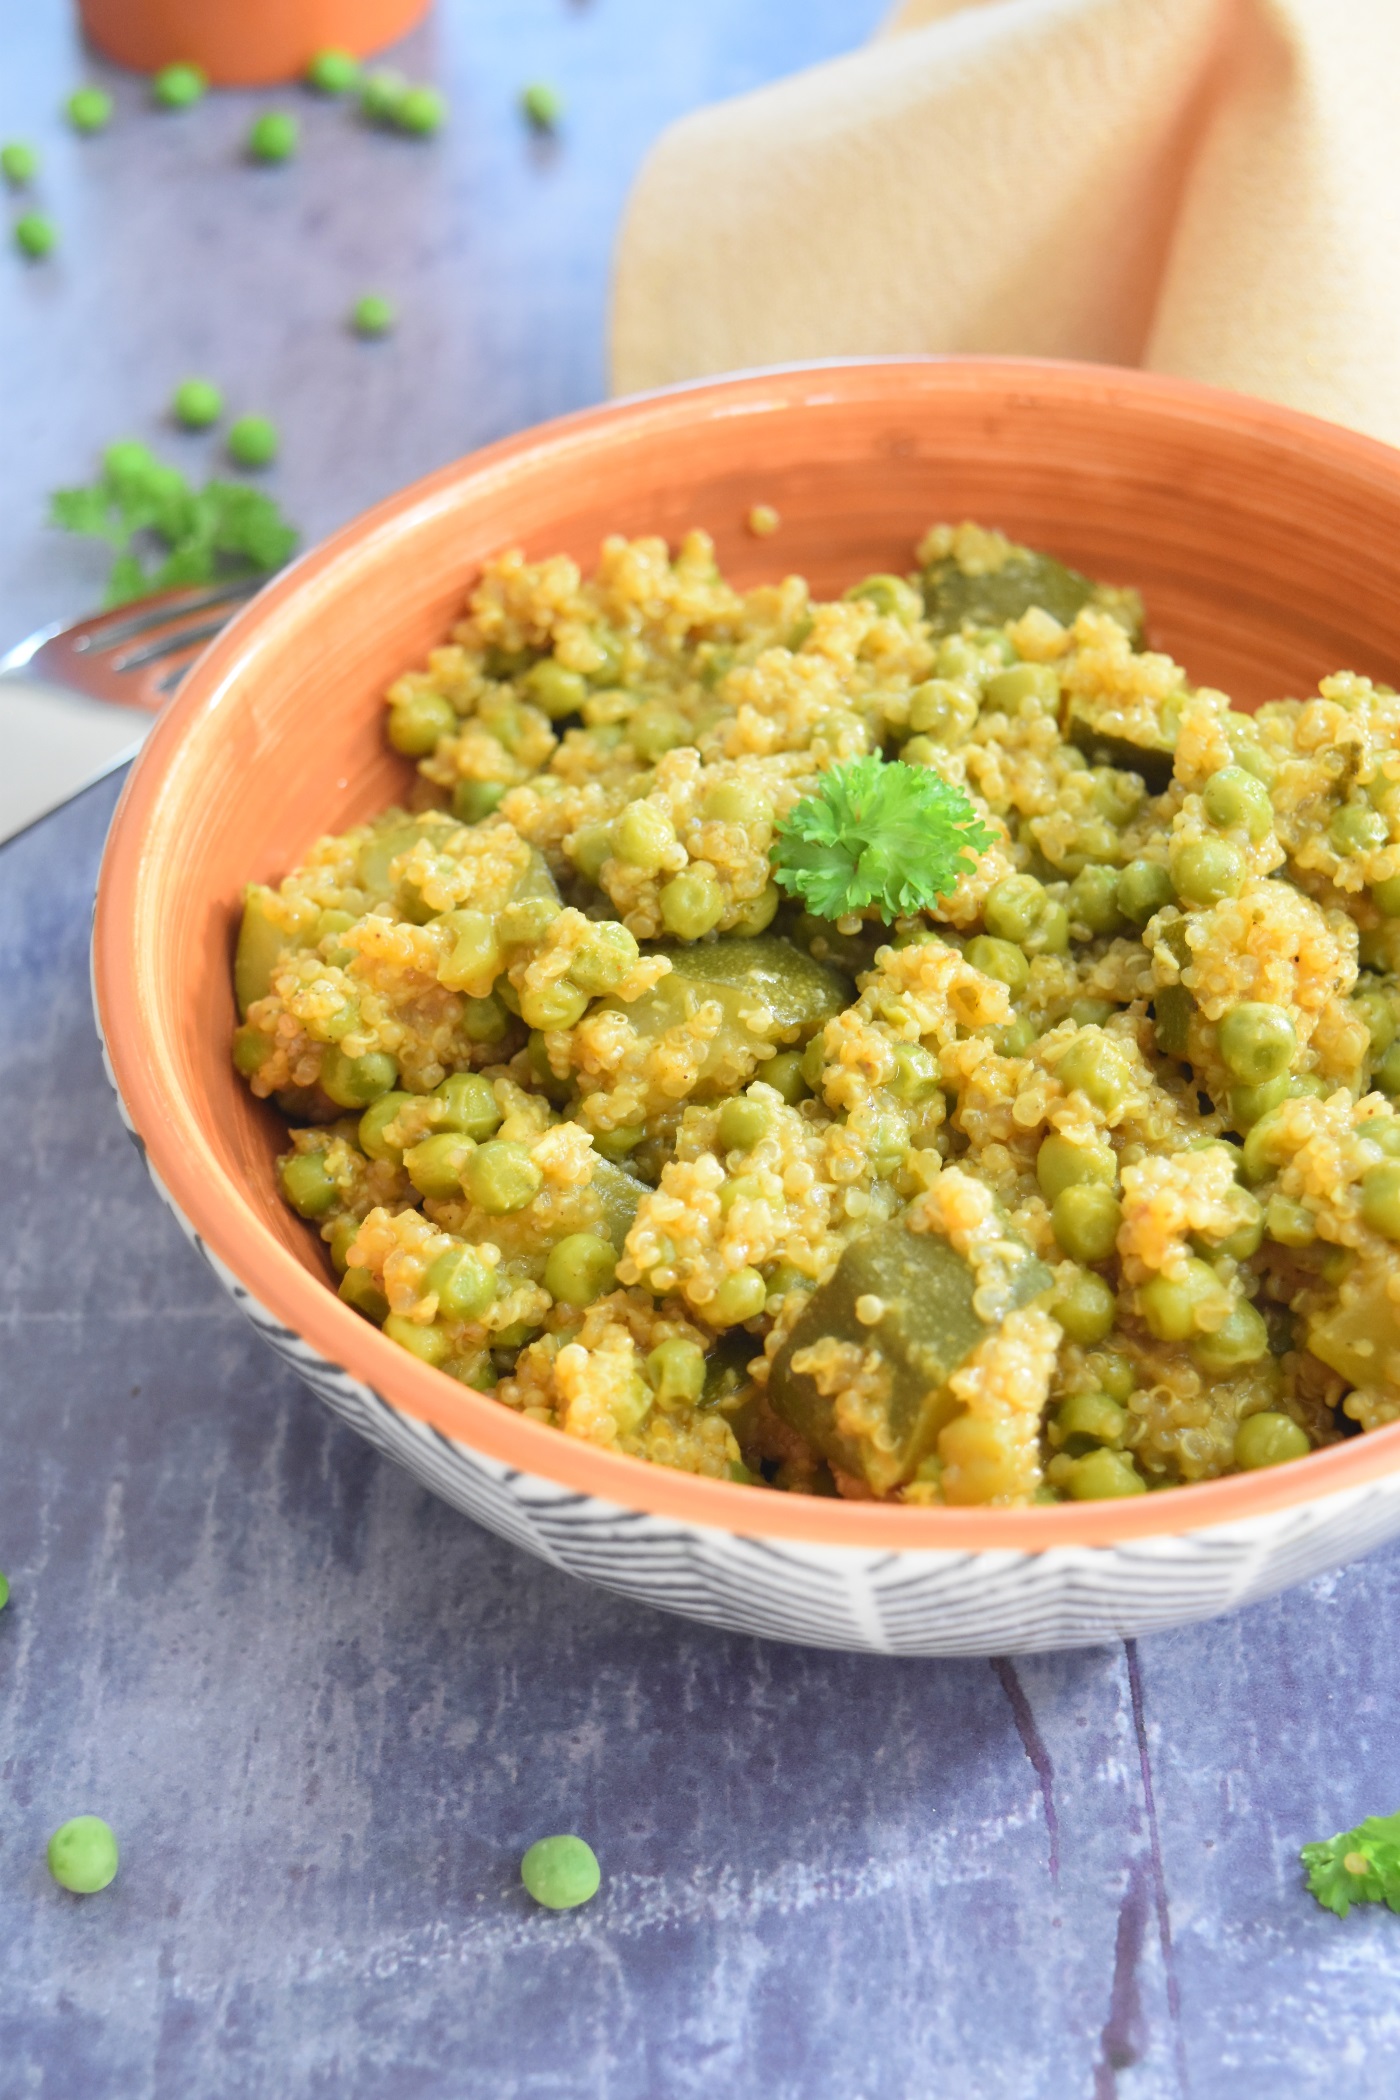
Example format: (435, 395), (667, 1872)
(4, 5), (1400, 2096)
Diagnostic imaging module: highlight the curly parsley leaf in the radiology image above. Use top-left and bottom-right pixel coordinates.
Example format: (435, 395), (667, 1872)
(1301, 1812), (1400, 1917)
(771, 753), (995, 924)
(49, 440), (297, 608)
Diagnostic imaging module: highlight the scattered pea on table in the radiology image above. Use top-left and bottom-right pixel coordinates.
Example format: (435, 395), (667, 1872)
(359, 72), (408, 125)
(1, 141), (38, 186)
(65, 86), (114, 135)
(0, 1570), (9, 1610)
(47, 1816), (119, 1894)
(306, 48), (362, 95)
(521, 1835), (600, 1911)
(397, 86), (446, 136)
(171, 376), (224, 429)
(152, 63), (208, 110)
(520, 82), (564, 132)
(13, 213), (56, 259)
(351, 293), (396, 338)
(227, 415), (279, 469)
(247, 112), (299, 164)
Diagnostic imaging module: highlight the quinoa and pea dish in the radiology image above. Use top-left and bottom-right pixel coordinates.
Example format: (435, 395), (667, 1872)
(232, 520), (1400, 1506)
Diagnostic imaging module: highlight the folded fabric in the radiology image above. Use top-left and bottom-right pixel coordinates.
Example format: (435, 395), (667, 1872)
(611, 0), (1400, 447)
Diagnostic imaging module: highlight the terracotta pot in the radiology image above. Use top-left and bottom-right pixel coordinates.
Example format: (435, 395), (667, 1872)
(79, 0), (431, 87)
(92, 359), (1400, 1654)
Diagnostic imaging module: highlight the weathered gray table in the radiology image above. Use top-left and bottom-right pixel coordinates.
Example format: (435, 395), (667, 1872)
(3, 5), (1399, 2095)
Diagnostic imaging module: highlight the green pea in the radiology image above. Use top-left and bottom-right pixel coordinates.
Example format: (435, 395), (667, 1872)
(1241, 1102), (1296, 1182)
(405, 1132), (476, 1200)
(1052, 1185), (1122, 1264)
(66, 85), (114, 133)
(592, 1124), (644, 1162)
(1264, 1194), (1315, 1247)
(1234, 1412), (1310, 1470)
(351, 293), (396, 339)
(232, 1024), (274, 1078)
(1066, 1450), (1146, 1500)
(1230, 1073), (1292, 1130)
(545, 1233), (617, 1307)
(703, 780), (773, 826)
(1354, 988), (1397, 1057)
(463, 993), (509, 1044)
(1375, 1042), (1400, 1094)
(360, 70), (409, 123)
(647, 1338), (707, 1407)
(984, 875), (1046, 945)
(388, 689), (456, 755)
(935, 637), (980, 680)
(1089, 767), (1145, 828)
(719, 1095), (770, 1153)
(1068, 999), (1116, 1030)
(1371, 875), (1400, 918)
(569, 823), (613, 883)
(1330, 803), (1388, 857)
(1051, 1268), (1117, 1345)
(1218, 1002), (1296, 1085)
(339, 1266), (389, 1324)
(306, 47), (362, 93)
(397, 85), (447, 136)
(1036, 1134), (1117, 1202)
(846, 574), (923, 624)
(520, 82), (564, 132)
(434, 1072), (502, 1140)
(996, 1016), (1038, 1058)
(227, 415), (279, 469)
(889, 1043), (941, 1104)
(1363, 1116), (1400, 1159)
(383, 1313), (451, 1366)
(14, 212), (56, 258)
(613, 803), (675, 872)
(1069, 864), (1126, 936)
(322, 1046), (398, 1108)
(327, 1213), (359, 1274)
(464, 1140), (542, 1214)
(359, 1090), (413, 1161)
(247, 111), (298, 162)
(280, 1151), (337, 1219)
(453, 779), (506, 824)
(1200, 1191), (1265, 1263)
(523, 659), (587, 720)
(906, 681), (979, 747)
(1056, 1035), (1131, 1113)
(629, 702), (691, 760)
(425, 1245), (495, 1320)
(763, 1052), (809, 1105)
(1, 141), (38, 186)
(727, 883), (781, 937)
(1171, 837), (1244, 907)
(660, 868), (725, 940)
(1191, 1300), (1269, 1373)
(170, 376), (223, 430)
(1116, 860), (1175, 927)
(47, 1816), (118, 1894)
(520, 980), (590, 1031)
(710, 1267), (768, 1326)
(1202, 766), (1273, 841)
(499, 896), (561, 947)
(152, 62), (207, 108)
(0, 1569), (8, 1610)
(1094, 1351), (1137, 1401)
(520, 1834), (599, 1910)
(984, 662), (1060, 713)
(1056, 1391), (1128, 1451)
(1360, 1161), (1400, 1240)
(1138, 1257), (1221, 1341)
(568, 923), (637, 996)
(965, 934), (1029, 995)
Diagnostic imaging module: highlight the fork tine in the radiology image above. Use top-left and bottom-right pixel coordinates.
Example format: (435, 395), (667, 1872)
(71, 577), (261, 654)
(111, 617), (237, 673)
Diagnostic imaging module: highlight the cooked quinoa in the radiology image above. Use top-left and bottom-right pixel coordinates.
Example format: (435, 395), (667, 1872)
(231, 520), (1400, 1506)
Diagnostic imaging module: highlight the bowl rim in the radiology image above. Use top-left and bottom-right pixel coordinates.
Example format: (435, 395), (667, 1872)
(93, 352), (1400, 1552)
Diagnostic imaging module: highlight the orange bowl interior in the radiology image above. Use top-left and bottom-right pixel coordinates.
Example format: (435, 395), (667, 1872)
(94, 358), (1400, 1549)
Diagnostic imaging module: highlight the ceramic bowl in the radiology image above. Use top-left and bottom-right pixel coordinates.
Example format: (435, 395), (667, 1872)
(93, 358), (1400, 1655)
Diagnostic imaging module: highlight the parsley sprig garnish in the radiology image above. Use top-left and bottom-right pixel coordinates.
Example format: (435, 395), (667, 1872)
(770, 754), (995, 923)
(50, 440), (298, 607)
(1301, 1811), (1400, 1916)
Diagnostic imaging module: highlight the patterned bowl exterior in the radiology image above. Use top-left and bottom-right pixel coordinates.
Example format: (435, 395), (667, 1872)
(100, 1022), (1400, 1657)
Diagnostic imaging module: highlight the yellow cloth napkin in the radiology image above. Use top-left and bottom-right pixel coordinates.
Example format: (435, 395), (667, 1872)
(611, 0), (1400, 446)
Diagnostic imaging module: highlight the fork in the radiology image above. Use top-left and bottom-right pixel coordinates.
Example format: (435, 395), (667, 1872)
(0, 575), (262, 846)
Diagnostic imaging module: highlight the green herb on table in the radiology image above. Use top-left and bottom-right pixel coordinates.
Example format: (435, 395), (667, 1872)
(520, 83), (564, 133)
(306, 48), (362, 96)
(247, 111), (299, 164)
(65, 86), (114, 135)
(152, 63), (207, 111)
(49, 439), (297, 607)
(47, 1816), (118, 1894)
(351, 292), (396, 338)
(521, 1835), (600, 1911)
(13, 213), (56, 259)
(1, 141), (38, 186)
(171, 376), (224, 429)
(771, 754), (995, 923)
(227, 415), (279, 469)
(1302, 1811), (1400, 1917)
(0, 1570), (9, 1610)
